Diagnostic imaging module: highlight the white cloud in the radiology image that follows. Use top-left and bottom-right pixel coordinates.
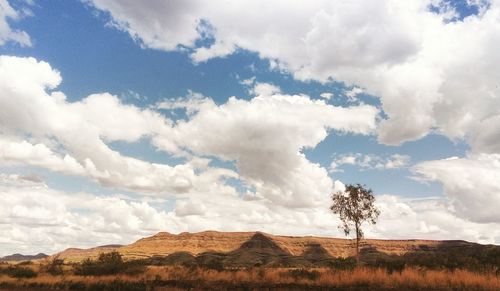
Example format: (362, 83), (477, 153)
(0, 174), (173, 255)
(385, 154), (411, 169)
(86, 0), (500, 147)
(469, 114), (500, 154)
(319, 92), (334, 100)
(249, 82), (281, 96)
(239, 79), (282, 97)
(413, 154), (500, 224)
(344, 87), (364, 102)
(330, 153), (410, 172)
(0, 138), (85, 175)
(88, 0), (202, 51)
(155, 90), (209, 117)
(0, 55), (236, 195)
(163, 91), (379, 208)
(191, 40), (235, 63)
(372, 194), (500, 244)
(0, 0), (31, 46)
(174, 199), (206, 217)
(239, 76), (255, 87)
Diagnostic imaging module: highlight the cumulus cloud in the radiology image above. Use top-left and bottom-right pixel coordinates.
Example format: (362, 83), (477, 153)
(0, 0), (31, 46)
(372, 194), (500, 244)
(344, 87), (364, 102)
(0, 138), (85, 175)
(86, 0), (500, 147)
(161, 91), (378, 207)
(319, 92), (334, 100)
(330, 153), (410, 172)
(0, 55), (237, 195)
(413, 154), (500, 224)
(0, 174), (173, 255)
(385, 154), (411, 169)
(249, 82), (281, 96)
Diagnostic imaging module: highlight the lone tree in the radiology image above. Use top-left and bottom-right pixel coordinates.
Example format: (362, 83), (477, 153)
(330, 184), (380, 265)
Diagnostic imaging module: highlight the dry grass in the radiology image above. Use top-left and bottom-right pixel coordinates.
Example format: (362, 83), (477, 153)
(149, 266), (500, 290)
(0, 265), (499, 290)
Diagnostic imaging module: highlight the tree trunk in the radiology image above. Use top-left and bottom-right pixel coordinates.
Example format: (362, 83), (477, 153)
(355, 223), (360, 265)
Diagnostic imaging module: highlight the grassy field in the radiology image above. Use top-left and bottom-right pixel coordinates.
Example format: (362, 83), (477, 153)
(1, 263), (499, 290)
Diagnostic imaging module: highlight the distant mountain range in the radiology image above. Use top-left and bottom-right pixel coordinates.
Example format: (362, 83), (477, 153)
(0, 253), (48, 262)
(47, 231), (498, 267)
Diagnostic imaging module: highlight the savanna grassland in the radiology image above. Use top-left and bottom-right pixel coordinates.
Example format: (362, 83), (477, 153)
(0, 263), (499, 291)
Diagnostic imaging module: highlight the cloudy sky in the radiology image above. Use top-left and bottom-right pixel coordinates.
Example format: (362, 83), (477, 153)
(1, 0), (500, 255)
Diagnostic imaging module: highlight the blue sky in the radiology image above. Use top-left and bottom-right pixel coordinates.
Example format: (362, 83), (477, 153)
(0, 0), (499, 255)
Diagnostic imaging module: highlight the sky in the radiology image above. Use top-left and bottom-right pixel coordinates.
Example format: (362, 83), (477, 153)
(0, 0), (499, 255)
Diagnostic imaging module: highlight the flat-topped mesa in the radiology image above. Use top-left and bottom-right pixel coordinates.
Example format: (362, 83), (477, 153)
(121, 231), (258, 259)
(52, 230), (488, 262)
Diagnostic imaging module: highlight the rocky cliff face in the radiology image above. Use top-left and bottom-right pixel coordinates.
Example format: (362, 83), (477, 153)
(54, 230), (483, 263)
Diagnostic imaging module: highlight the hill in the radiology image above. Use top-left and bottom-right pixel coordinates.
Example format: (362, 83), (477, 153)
(0, 253), (48, 262)
(53, 230), (496, 267)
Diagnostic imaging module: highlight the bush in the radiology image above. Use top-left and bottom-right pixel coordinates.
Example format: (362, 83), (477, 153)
(43, 255), (64, 275)
(74, 258), (94, 276)
(2, 266), (37, 278)
(74, 251), (146, 276)
(121, 262), (147, 276)
(287, 268), (320, 281)
(483, 247), (500, 272)
(96, 251), (124, 274)
(195, 253), (225, 271)
(74, 251), (124, 276)
(403, 251), (482, 271)
(371, 258), (406, 274)
(329, 257), (356, 270)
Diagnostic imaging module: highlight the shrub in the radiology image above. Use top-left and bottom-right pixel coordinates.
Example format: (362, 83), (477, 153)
(195, 253), (225, 271)
(121, 262), (147, 276)
(74, 258), (97, 276)
(96, 251), (124, 274)
(3, 266), (37, 278)
(74, 253), (124, 276)
(287, 268), (320, 281)
(370, 258), (405, 274)
(43, 255), (64, 275)
(484, 247), (500, 272)
(329, 257), (356, 270)
(74, 252), (146, 276)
